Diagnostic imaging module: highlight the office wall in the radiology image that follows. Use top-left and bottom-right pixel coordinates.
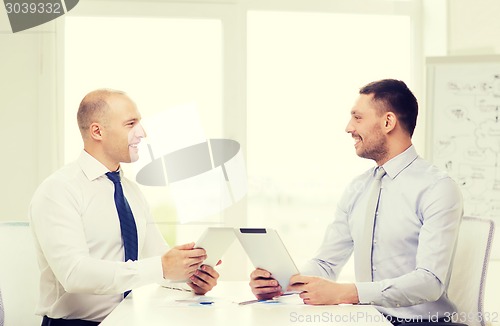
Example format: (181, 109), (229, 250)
(0, 11), (58, 221)
(448, 0), (500, 55)
(2, 1), (500, 222)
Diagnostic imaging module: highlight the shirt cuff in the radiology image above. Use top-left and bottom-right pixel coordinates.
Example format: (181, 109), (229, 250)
(355, 281), (383, 305)
(299, 261), (325, 277)
(138, 255), (164, 284)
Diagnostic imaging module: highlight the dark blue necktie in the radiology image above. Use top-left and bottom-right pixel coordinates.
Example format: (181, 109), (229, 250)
(106, 171), (138, 297)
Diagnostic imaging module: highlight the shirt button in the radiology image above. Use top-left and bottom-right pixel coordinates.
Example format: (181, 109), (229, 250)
(373, 239), (377, 244)
(372, 266), (377, 272)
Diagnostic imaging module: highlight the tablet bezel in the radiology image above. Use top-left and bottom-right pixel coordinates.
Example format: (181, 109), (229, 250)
(235, 228), (300, 292)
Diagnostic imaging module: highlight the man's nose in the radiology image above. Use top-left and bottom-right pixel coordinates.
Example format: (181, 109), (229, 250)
(136, 123), (146, 138)
(345, 120), (353, 133)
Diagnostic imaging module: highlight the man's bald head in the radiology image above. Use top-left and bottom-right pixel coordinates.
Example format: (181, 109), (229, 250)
(77, 89), (127, 138)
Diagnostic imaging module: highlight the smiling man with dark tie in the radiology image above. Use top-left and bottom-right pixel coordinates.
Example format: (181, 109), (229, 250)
(29, 89), (220, 325)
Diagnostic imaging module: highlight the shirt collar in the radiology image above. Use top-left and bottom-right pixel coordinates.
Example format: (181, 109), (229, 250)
(380, 145), (419, 180)
(78, 150), (120, 181)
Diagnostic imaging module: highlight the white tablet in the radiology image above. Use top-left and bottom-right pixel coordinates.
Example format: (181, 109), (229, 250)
(235, 228), (300, 291)
(195, 227), (236, 267)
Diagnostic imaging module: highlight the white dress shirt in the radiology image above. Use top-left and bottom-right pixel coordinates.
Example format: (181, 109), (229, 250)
(29, 150), (169, 322)
(301, 145), (463, 320)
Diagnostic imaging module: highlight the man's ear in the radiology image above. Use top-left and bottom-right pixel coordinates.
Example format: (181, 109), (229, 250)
(384, 112), (396, 132)
(90, 123), (103, 140)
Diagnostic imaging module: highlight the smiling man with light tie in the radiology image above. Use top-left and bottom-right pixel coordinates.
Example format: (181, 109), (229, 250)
(29, 89), (220, 325)
(250, 79), (463, 325)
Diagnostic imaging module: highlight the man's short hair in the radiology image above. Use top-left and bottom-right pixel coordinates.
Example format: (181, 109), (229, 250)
(359, 79), (418, 137)
(77, 89), (125, 136)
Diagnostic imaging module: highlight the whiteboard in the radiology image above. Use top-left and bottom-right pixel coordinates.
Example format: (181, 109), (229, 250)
(426, 55), (500, 260)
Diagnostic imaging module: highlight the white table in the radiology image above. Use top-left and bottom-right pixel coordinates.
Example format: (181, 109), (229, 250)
(100, 282), (391, 326)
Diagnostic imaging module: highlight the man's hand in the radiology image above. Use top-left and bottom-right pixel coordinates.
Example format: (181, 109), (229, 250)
(161, 242), (207, 281)
(249, 268), (282, 300)
(187, 263), (220, 294)
(287, 275), (359, 305)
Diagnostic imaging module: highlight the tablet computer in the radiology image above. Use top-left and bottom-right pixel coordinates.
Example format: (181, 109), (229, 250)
(195, 227), (236, 267)
(235, 228), (300, 291)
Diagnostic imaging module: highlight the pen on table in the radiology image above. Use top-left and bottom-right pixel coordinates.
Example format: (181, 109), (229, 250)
(238, 298), (279, 305)
(175, 299), (214, 305)
(163, 286), (194, 292)
(238, 292), (299, 305)
(238, 299), (263, 305)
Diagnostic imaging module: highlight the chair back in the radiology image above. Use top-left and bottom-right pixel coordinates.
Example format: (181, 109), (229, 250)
(0, 288), (4, 326)
(448, 216), (495, 326)
(0, 221), (41, 326)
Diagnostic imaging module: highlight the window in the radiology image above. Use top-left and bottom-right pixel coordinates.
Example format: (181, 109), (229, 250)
(247, 10), (412, 278)
(64, 15), (223, 245)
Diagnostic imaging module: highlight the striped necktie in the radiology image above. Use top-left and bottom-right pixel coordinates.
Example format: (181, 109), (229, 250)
(355, 167), (386, 282)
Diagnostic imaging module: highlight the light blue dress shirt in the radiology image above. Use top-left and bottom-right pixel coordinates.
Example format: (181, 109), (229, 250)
(301, 145), (463, 320)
